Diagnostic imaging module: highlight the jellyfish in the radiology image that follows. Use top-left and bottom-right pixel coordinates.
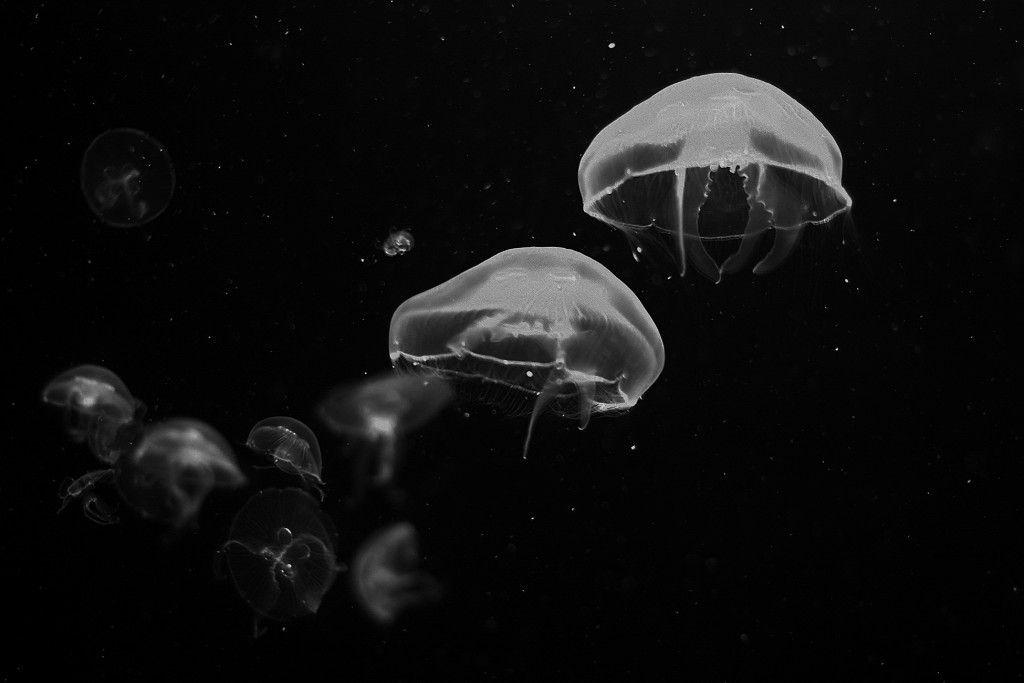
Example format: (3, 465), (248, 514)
(388, 246), (665, 456)
(42, 364), (144, 463)
(318, 373), (452, 487)
(578, 72), (853, 281)
(115, 419), (246, 528)
(352, 522), (440, 626)
(380, 229), (415, 256)
(58, 469), (119, 525)
(246, 416), (325, 498)
(220, 488), (339, 632)
(80, 128), (176, 228)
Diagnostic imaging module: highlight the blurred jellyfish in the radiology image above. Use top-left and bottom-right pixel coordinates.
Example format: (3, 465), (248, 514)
(246, 417), (325, 498)
(115, 419), (246, 528)
(388, 247), (664, 456)
(352, 522), (440, 626)
(380, 229), (414, 257)
(42, 364), (144, 463)
(318, 373), (452, 487)
(220, 488), (339, 633)
(80, 128), (176, 228)
(578, 73), (853, 280)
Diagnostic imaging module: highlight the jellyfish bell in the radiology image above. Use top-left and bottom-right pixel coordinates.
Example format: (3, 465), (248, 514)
(80, 128), (176, 229)
(388, 246), (665, 457)
(42, 364), (144, 463)
(318, 373), (452, 486)
(115, 418), (246, 529)
(379, 229), (415, 257)
(220, 488), (339, 633)
(352, 522), (440, 626)
(579, 72), (853, 281)
(246, 416), (325, 498)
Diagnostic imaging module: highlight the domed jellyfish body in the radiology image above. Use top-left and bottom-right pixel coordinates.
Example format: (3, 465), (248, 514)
(116, 418), (246, 528)
(388, 246), (665, 456)
(42, 364), (143, 463)
(221, 488), (338, 631)
(352, 522), (440, 626)
(579, 73), (852, 281)
(246, 416), (325, 497)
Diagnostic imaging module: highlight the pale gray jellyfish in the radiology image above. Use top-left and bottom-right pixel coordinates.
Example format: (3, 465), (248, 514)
(220, 488), (338, 632)
(381, 229), (415, 256)
(318, 373), (452, 486)
(45, 364), (144, 525)
(388, 246), (664, 456)
(80, 128), (176, 228)
(352, 522), (440, 626)
(42, 364), (143, 463)
(579, 72), (852, 281)
(246, 416), (325, 498)
(116, 419), (246, 528)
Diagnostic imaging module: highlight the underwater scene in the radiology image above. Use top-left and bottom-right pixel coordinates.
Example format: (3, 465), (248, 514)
(5, 3), (1020, 680)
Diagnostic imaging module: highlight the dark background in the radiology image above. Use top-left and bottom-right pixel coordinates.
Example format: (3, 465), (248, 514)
(4, 2), (1020, 680)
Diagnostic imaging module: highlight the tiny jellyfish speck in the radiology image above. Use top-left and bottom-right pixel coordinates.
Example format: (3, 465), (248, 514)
(380, 229), (415, 257)
(246, 416), (325, 498)
(42, 364), (144, 463)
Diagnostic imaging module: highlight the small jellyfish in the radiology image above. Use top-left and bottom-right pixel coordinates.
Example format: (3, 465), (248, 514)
(42, 364), (144, 463)
(58, 469), (118, 525)
(318, 373), (452, 487)
(352, 522), (440, 626)
(80, 128), (176, 228)
(246, 417), (325, 498)
(115, 419), (246, 528)
(380, 229), (414, 257)
(221, 488), (339, 632)
(388, 247), (664, 456)
(578, 73), (853, 280)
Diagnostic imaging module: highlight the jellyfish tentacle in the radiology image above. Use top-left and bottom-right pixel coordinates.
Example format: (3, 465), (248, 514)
(523, 378), (564, 459)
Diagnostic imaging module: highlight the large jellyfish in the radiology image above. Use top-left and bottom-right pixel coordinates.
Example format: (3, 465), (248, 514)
(388, 246), (665, 456)
(578, 72), (852, 281)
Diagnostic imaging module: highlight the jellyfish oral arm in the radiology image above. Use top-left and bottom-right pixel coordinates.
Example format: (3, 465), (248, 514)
(372, 430), (399, 485)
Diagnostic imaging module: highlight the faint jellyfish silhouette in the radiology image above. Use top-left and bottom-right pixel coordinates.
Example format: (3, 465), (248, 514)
(319, 373), (452, 486)
(380, 229), (415, 257)
(80, 128), (176, 228)
(58, 469), (118, 525)
(578, 72), (853, 281)
(115, 419), (246, 528)
(246, 417), (325, 499)
(42, 364), (144, 463)
(220, 488), (339, 633)
(352, 522), (440, 626)
(388, 246), (665, 456)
